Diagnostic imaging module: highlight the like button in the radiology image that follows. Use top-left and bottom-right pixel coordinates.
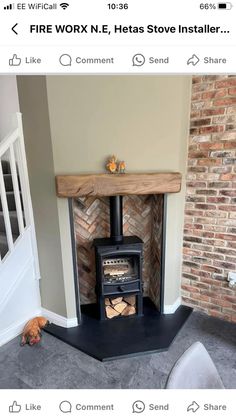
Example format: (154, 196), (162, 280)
(9, 401), (21, 413)
(9, 54), (22, 66)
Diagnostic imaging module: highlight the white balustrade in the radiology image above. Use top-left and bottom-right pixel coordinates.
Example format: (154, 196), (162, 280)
(0, 113), (39, 277)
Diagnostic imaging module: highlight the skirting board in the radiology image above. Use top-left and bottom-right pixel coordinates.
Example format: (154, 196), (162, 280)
(0, 301), (180, 348)
(0, 308), (78, 347)
(41, 308), (78, 328)
(164, 297), (181, 314)
(0, 310), (41, 347)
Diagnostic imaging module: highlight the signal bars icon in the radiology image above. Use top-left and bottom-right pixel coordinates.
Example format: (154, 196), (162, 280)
(4, 3), (14, 9)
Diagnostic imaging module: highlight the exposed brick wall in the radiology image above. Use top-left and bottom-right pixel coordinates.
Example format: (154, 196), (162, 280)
(182, 75), (236, 323)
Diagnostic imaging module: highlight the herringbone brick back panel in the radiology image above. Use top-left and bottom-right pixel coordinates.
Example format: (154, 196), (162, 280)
(73, 195), (163, 307)
(73, 196), (109, 304)
(150, 195), (163, 308)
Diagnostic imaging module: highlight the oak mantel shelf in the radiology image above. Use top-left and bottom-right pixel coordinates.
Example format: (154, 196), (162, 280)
(56, 172), (182, 198)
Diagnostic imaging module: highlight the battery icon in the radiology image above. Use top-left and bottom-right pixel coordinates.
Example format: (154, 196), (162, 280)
(218, 2), (233, 8)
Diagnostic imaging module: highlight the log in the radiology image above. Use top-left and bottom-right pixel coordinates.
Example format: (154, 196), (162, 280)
(121, 305), (136, 316)
(124, 296), (136, 306)
(105, 298), (111, 306)
(104, 265), (129, 276)
(56, 172), (182, 198)
(110, 297), (123, 305)
(113, 302), (128, 313)
(105, 306), (120, 319)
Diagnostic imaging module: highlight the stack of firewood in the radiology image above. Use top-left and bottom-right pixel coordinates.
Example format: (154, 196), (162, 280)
(105, 295), (136, 319)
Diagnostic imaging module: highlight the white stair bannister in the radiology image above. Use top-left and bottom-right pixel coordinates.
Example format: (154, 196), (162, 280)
(0, 159), (14, 260)
(14, 113), (40, 279)
(0, 113), (40, 279)
(9, 144), (24, 235)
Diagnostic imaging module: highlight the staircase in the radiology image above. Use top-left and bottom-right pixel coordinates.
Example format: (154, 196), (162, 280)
(0, 160), (22, 259)
(0, 113), (41, 346)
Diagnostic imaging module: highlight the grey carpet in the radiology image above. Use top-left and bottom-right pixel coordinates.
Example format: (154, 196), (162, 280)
(0, 310), (235, 389)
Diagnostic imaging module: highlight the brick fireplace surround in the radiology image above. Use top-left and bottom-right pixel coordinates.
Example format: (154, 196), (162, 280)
(182, 75), (236, 323)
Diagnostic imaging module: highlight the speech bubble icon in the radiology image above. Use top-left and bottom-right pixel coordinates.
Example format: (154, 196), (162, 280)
(59, 401), (72, 413)
(59, 54), (72, 66)
(132, 54), (145, 67)
(132, 400), (145, 413)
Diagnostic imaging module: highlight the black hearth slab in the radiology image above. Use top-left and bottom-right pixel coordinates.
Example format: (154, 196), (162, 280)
(45, 298), (192, 362)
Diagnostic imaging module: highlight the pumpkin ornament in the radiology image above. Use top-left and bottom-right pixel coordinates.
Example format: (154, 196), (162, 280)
(118, 161), (126, 174)
(106, 155), (118, 173)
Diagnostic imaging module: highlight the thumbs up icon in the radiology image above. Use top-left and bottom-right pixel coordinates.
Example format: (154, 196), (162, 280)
(9, 54), (21, 66)
(9, 401), (21, 413)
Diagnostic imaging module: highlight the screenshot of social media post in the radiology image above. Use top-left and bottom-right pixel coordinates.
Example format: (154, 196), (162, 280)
(0, 0), (235, 417)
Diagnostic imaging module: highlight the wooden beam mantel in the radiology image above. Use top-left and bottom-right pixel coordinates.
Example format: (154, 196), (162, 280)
(56, 172), (182, 198)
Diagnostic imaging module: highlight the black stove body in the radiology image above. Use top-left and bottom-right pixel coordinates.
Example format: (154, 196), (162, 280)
(94, 196), (143, 320)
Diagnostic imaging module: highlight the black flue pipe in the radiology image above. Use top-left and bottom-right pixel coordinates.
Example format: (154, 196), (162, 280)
(110, 196), (123, 242)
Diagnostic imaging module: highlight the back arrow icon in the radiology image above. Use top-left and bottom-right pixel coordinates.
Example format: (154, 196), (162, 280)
(12, 23), (18, 35)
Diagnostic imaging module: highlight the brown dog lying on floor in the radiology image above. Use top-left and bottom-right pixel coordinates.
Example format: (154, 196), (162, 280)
(21, 316), (49, 346)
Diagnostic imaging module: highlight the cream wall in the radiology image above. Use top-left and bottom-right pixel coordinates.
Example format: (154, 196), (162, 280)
(17, 76), (68, 317)
(46, 76), (191, 174)
(46, 76), (192, 310)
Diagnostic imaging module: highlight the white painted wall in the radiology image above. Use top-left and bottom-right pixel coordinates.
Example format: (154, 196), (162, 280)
(0, 228), (41, 346)
(0, 77), (20, 141)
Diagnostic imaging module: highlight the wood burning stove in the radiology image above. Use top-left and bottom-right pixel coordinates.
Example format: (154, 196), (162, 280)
(94, 196), (143, 320)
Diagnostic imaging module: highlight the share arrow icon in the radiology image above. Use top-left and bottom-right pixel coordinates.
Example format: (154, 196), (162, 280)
(187, 401), (200, 413)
